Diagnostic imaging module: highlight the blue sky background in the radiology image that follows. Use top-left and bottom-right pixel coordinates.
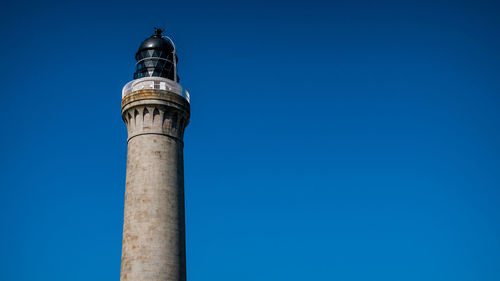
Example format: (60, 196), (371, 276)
(1, 0), (499, 280)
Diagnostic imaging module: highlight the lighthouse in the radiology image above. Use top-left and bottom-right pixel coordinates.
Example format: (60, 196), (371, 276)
(120, 28), (190, 281)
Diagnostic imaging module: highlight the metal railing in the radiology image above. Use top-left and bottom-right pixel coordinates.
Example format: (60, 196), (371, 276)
(122, 77), (190, 103)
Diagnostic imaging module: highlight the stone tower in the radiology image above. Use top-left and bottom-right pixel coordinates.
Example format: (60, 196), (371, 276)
(120, 28), (190, 281)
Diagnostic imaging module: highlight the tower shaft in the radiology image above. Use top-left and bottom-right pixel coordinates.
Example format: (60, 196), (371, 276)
(121, 90), (189, 281)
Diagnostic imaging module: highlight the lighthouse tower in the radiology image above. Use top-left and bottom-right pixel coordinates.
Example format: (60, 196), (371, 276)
(120, 28), (190, 281)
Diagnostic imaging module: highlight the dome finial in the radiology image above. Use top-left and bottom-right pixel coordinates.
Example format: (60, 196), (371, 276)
(153, 27), (163, 37)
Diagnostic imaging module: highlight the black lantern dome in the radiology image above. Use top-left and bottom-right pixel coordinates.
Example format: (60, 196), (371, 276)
(134, 28), (179, 81)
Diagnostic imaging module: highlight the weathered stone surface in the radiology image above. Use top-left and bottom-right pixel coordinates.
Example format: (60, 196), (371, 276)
(120, 90), (189, 281)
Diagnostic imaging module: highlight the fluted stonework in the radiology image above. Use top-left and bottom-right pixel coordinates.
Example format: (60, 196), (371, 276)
(121, 89), (190, 281)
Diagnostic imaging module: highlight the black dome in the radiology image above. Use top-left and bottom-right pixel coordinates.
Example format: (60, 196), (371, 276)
(134, 28), (179, 81)
(136, 35), (174, 59)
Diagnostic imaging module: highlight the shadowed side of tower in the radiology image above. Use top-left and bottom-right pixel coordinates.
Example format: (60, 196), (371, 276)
(120, 29), (190, 281)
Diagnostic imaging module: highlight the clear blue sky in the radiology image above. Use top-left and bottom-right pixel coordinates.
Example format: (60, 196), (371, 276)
(1, 0), (499, 280)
